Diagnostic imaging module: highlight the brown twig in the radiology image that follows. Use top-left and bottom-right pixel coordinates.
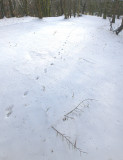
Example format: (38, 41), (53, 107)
(63, 99), (95, 121)
(52, 126), (87, 155)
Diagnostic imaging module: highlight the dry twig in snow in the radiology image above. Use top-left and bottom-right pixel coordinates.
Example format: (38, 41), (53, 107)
(52, 126), (87, 155)
(63, 99), (95, 121)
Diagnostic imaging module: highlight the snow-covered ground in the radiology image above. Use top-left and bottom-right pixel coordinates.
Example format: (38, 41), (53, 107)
(0, 15), (123, 160)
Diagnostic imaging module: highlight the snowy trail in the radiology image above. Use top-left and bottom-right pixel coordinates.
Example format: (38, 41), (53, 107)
(0, 16), (123, 160)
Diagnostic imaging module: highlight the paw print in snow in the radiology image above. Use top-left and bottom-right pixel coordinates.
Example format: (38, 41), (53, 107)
(42, 86), (45, 92)
(44, 68), (47, 73)
(36, 76), (40, 80)
(6, 105), (14, 117)
(24, 91), (28, 96)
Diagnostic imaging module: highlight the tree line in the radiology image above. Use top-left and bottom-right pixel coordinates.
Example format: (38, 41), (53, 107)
(0, 0), (123, 20)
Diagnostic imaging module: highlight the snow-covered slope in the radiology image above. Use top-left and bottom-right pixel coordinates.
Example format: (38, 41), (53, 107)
(0, 15), (123, 160)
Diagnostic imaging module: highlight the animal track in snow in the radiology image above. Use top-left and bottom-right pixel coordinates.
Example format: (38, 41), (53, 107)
(24, 91), (29, 96)
(36, 76), (40, 80)
(44, 68), (47, 73)
(50, 63), (54, 66)
(5, 105), (14, 117)
(42, 86), (46, 92)
(24, 104), (30, 107)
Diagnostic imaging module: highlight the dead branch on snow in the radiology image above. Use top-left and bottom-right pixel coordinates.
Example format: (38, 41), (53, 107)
(63, 99), (95, 121)
(52, 126), (87, 155)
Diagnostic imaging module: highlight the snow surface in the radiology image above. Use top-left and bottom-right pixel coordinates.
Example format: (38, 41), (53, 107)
(0, 15), (123, 160)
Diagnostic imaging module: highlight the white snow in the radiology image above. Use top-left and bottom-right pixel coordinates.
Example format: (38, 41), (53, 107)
(0, 15), (123, 160)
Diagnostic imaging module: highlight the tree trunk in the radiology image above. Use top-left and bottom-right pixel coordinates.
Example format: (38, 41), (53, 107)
(115, 18), (123, 35)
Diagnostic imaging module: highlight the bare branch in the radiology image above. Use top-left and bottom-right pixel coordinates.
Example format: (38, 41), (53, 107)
(52, 126), (87, 155)
(63, 98), (95, 120)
